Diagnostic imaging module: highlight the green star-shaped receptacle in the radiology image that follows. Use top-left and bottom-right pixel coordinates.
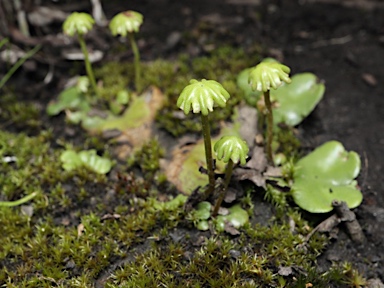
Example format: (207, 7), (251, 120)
(249, 58), (291, 92)
(109, 10), (144, 37)
(214, 136), (249, 165)
(63, 12), (95, 36)
(177, 79), (230, 116)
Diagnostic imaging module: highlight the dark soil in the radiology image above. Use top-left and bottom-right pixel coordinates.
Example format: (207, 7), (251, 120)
(1, 0), (384, 286)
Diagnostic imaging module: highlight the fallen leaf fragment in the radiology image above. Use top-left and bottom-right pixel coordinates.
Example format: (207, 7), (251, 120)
(278, 266), (293, 276)
(77, 223), (85, 237)
(101, 213), (121, 221)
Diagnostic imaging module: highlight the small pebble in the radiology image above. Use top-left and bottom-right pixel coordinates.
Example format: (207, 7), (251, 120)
(361, 73), (377, 87)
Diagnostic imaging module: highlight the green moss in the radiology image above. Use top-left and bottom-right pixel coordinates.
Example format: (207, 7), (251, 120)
(94, 62), (133, 103)
(105, 217), (350, 287)
(0, 94), (41, 130)
(0, 46), (362, 287)
(275, 126), (301, 159)
(128, 139), (164, 174)
(0, 129), (359, 287)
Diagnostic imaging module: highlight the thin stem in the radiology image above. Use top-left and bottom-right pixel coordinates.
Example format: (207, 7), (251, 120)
(128, 32), (141, 92)
(264, 90), (274, 164)
(0, 192), (37, 207)
(201, 114), (215, 199)
(78, 34), (98, 96)
(0, 44), (41, 90)
(212, 159), (234, 217)
(0, 38), (9, 49)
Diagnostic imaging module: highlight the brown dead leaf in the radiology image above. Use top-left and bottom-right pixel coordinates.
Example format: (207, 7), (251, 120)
(233, 167), (265, 187)
(237, 105), (259, 149)
(115, 86), (165, 159)
(233, 145), (281, 188)
(245, 146), (267, 172)
(224, 221), (240, 235)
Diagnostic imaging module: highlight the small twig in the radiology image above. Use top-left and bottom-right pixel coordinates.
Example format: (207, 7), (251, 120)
(361, 151), (368, 188)
(295, 35), (353, 52)
(332, 200), (366, 244)
(301, 201), (365, 246)
(311, 35), (353, 48)
(303, 213), (340, 244)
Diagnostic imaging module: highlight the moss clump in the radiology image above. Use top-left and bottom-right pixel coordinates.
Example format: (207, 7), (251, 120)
(94, 61), (133, 104)
(106, 214), (353, 287)
(0, 94), (41, 131)
(275, 126), (301, 159)
(128, 139), (164, 174)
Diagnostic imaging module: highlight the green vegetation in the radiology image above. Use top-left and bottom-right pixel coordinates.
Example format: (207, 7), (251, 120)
(110, 10), (144, 92)
(0, 94), (41, 129)
(60, 149), (113, 174)
(291, 141), (362, 213)
(0, 43), (365, 286)
(0, 38), (41, 91)
(177, 79), (231, 198)
(63, 12), (98, 96)
(248, 58), (291, 163)
(212, 136), (249, 216)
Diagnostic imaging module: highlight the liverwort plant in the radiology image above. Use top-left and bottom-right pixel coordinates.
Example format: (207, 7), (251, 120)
(109, 11), (144, 91)
(212, 136), (249, 216)
(177, 79), (230, 197)
(249, 59), (291, 163)
(63, 12), (98, 96)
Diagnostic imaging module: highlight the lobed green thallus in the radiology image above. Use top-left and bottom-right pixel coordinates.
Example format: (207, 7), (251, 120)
(248, 59), (291, 164)
(63, 12), (98, 96)
(177, 79), (230, 199)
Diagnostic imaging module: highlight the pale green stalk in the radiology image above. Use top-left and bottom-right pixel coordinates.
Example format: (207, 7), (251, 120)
(0, 44), (41, 90)
(77, 34), (98, 96)
(128, 32), (141, 92)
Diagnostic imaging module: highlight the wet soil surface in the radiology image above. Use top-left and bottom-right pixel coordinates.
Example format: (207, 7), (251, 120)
(2, 0), (384, 284)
